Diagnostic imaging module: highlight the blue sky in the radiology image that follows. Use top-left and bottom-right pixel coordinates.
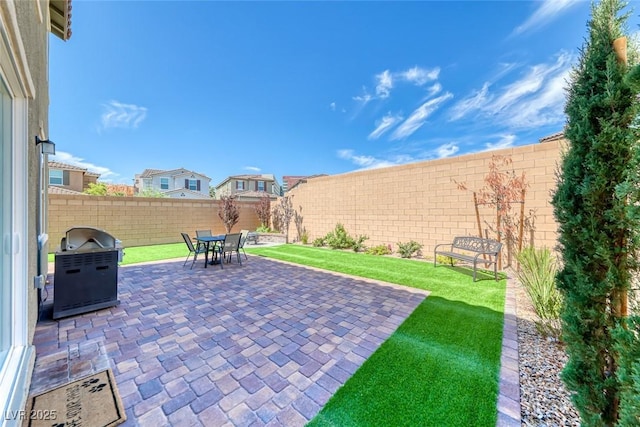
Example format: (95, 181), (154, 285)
(48, 0), (640, 186)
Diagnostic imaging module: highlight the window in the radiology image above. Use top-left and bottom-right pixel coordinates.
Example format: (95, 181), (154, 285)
(257, 181), (265, 191)
(1, 77), (11, 368)
(160, 177), (169, 190)
(188, 179), (198, 191)
(49, 169), (63, 185)
(236, 181), (245, 190)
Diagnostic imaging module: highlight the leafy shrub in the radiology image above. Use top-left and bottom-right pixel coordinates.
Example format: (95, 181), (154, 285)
(366, 244), (392, 256)
(352, 235), (368, 252)
(301, 230), (309, 245)
(436, 255), (458, 265)
(256, 225), (272, 233)
(397, 241), (423, 258)
(325, 223), (355, 249)
(312, 237), (325, 247)
(516, 247), (562, 340)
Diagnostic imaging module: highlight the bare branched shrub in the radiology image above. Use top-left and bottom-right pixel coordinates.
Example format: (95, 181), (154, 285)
(255, 194), (271, 228)
(218, 194), (239, 233)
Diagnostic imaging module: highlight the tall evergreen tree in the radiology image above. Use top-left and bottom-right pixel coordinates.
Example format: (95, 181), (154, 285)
(552, 0), (640, 424)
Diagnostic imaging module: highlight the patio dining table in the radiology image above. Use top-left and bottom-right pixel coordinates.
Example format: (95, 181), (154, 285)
(195, 234), (225, 268)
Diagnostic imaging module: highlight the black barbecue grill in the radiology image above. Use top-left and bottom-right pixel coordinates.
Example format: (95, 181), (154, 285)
(53, 226), (123, 319)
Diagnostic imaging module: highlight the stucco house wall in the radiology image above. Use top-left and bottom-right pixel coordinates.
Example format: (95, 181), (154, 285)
(1, 0), (60, 419)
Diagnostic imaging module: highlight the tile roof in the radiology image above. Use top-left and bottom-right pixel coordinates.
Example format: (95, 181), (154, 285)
(138, 168), (211, 180)
(48, 186), (86, 195)
(233, 190), (279, 199)
(48, 161), (88, 172)
(539, 131), (565, 143)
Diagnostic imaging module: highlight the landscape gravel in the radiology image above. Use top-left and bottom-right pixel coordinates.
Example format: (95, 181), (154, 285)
(515, 282), (581, 426)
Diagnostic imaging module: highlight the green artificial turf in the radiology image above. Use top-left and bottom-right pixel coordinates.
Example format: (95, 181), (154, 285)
(248, 245), (506, 427)
(48, 242), (187, 265)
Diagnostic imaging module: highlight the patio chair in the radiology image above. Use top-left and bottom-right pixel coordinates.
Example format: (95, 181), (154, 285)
(181, 232), (208, 269)
(239, 229), (250, 260)
(195, 229), (213, 252)
(215, 233), (242, 269)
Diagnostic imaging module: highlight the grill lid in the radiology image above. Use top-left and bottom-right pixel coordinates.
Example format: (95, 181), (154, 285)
(62, 226), (116, 251)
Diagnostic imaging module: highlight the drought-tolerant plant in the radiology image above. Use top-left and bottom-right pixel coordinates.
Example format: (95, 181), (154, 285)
(352, 235), (368, 253)
(218, 194), (239, 233)
(255, 194), (271, 228)
(325, 223), (355, 249)
(256, 225), (272, 233)
(272, 194), (295, 243)
(312, 237), (325, 247)
(515, 247), (562, 340)
(366, 244), (392, 256)
(436, 255), (458, 265)
(301, 230), (309, 245)
(397, 240), (423, 258)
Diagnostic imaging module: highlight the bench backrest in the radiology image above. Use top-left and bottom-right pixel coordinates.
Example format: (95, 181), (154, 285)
(452, 236), (502, 254)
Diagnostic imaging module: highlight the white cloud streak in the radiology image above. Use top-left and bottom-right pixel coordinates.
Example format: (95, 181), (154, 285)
(50, 151), (117, 179)
(375, 70), (393, 99)
(337, 149), (404, 170)
(101, 100), (147, 130)
(401, 66), (440, 86)
(484, 134), (517, 151)
(244, 166), (261, 172)
(391, 93), (453, 140)
(513, 0), (582, 36)
(448, 52), (574, 129)
(368, 112), (403, 140)
(330, 102), (336, 111)
(435, 142), (459, 158)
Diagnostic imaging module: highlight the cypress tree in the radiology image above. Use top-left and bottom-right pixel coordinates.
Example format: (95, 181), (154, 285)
(552, 0), (640, 424)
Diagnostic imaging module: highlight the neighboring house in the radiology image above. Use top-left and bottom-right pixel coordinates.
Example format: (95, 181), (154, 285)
(214, 174), (281, 201)
(1, 0), (71, 421)
(48, 161), (100, 193)
(283, 174), (327, 192)
(134, 168), (211, 199)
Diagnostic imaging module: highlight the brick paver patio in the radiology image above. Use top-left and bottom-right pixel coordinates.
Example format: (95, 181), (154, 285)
(30, 256), (428, 426)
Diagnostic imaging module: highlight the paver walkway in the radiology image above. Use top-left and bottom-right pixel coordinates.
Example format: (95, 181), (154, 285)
(30, 256), (428, 426)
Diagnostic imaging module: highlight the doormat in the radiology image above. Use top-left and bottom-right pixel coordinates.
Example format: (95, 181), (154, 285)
(23, 369), (126, 427)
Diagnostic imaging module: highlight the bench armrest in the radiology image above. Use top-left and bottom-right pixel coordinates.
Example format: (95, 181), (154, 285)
(434, 243), (452, 252)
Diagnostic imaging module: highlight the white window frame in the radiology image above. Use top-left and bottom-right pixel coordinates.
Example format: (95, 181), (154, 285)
(188, 179), (197, 191)
(159, 177), (169, 190)
(0, 2), (37, 418)
(236, 181), (244, 191)
(257, 181), (265, 191)
(49, 168), (62, 185)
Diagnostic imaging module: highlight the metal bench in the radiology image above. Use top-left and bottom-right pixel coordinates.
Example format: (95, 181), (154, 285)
(434, 236), (503, 281)
(246, 232), (259, 245)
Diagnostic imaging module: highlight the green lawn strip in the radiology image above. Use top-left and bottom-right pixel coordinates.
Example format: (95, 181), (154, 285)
(247, 245), (506, 426)
(48, 243), (186, 265)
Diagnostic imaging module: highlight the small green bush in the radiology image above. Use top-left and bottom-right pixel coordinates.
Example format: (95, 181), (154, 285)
(516, 247), (562, 340)
(436, 255), (458, 265)
(312, 237), (325, 247)
(352, 235), (369, 252)
(397, 240), (423, 258)
(301, 230), (309, 245)
(256, 225), (272, 233)
(325, 223), (354, 249)
(366, 244), (392, 256)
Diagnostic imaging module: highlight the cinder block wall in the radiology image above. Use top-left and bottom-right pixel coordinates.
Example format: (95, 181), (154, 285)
(286, 140), (563, 257)
(48, 195), (260, 248)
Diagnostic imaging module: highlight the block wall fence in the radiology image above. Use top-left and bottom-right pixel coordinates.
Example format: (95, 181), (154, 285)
(47, 195), (262, 248)
(285, 139), (563, 259)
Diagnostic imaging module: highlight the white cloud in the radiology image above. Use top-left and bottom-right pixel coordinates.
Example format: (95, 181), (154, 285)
(337, 149), (399, 170)
(330, 102), (336, 111)
(100, 100), (147, 130)
(513, 0), (582, 36)
(449, 83), (491, 121)
(484, 134), (517, 151)
(375, 70), (393, 99)
(50, 151), (117, 179)
(368, 112), (403, 140)
(244, 166), (261, 172)
(426, 83), (442, 97)
(435, 142), (459, 158)
(401, 66), (440, 86)
(391, 93), (453, 140)
(353, 86), (373, 105)
(449, 52), (574, 130)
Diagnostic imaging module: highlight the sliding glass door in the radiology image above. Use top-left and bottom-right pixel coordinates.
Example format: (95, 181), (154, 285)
(0, 77), (11, 370)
